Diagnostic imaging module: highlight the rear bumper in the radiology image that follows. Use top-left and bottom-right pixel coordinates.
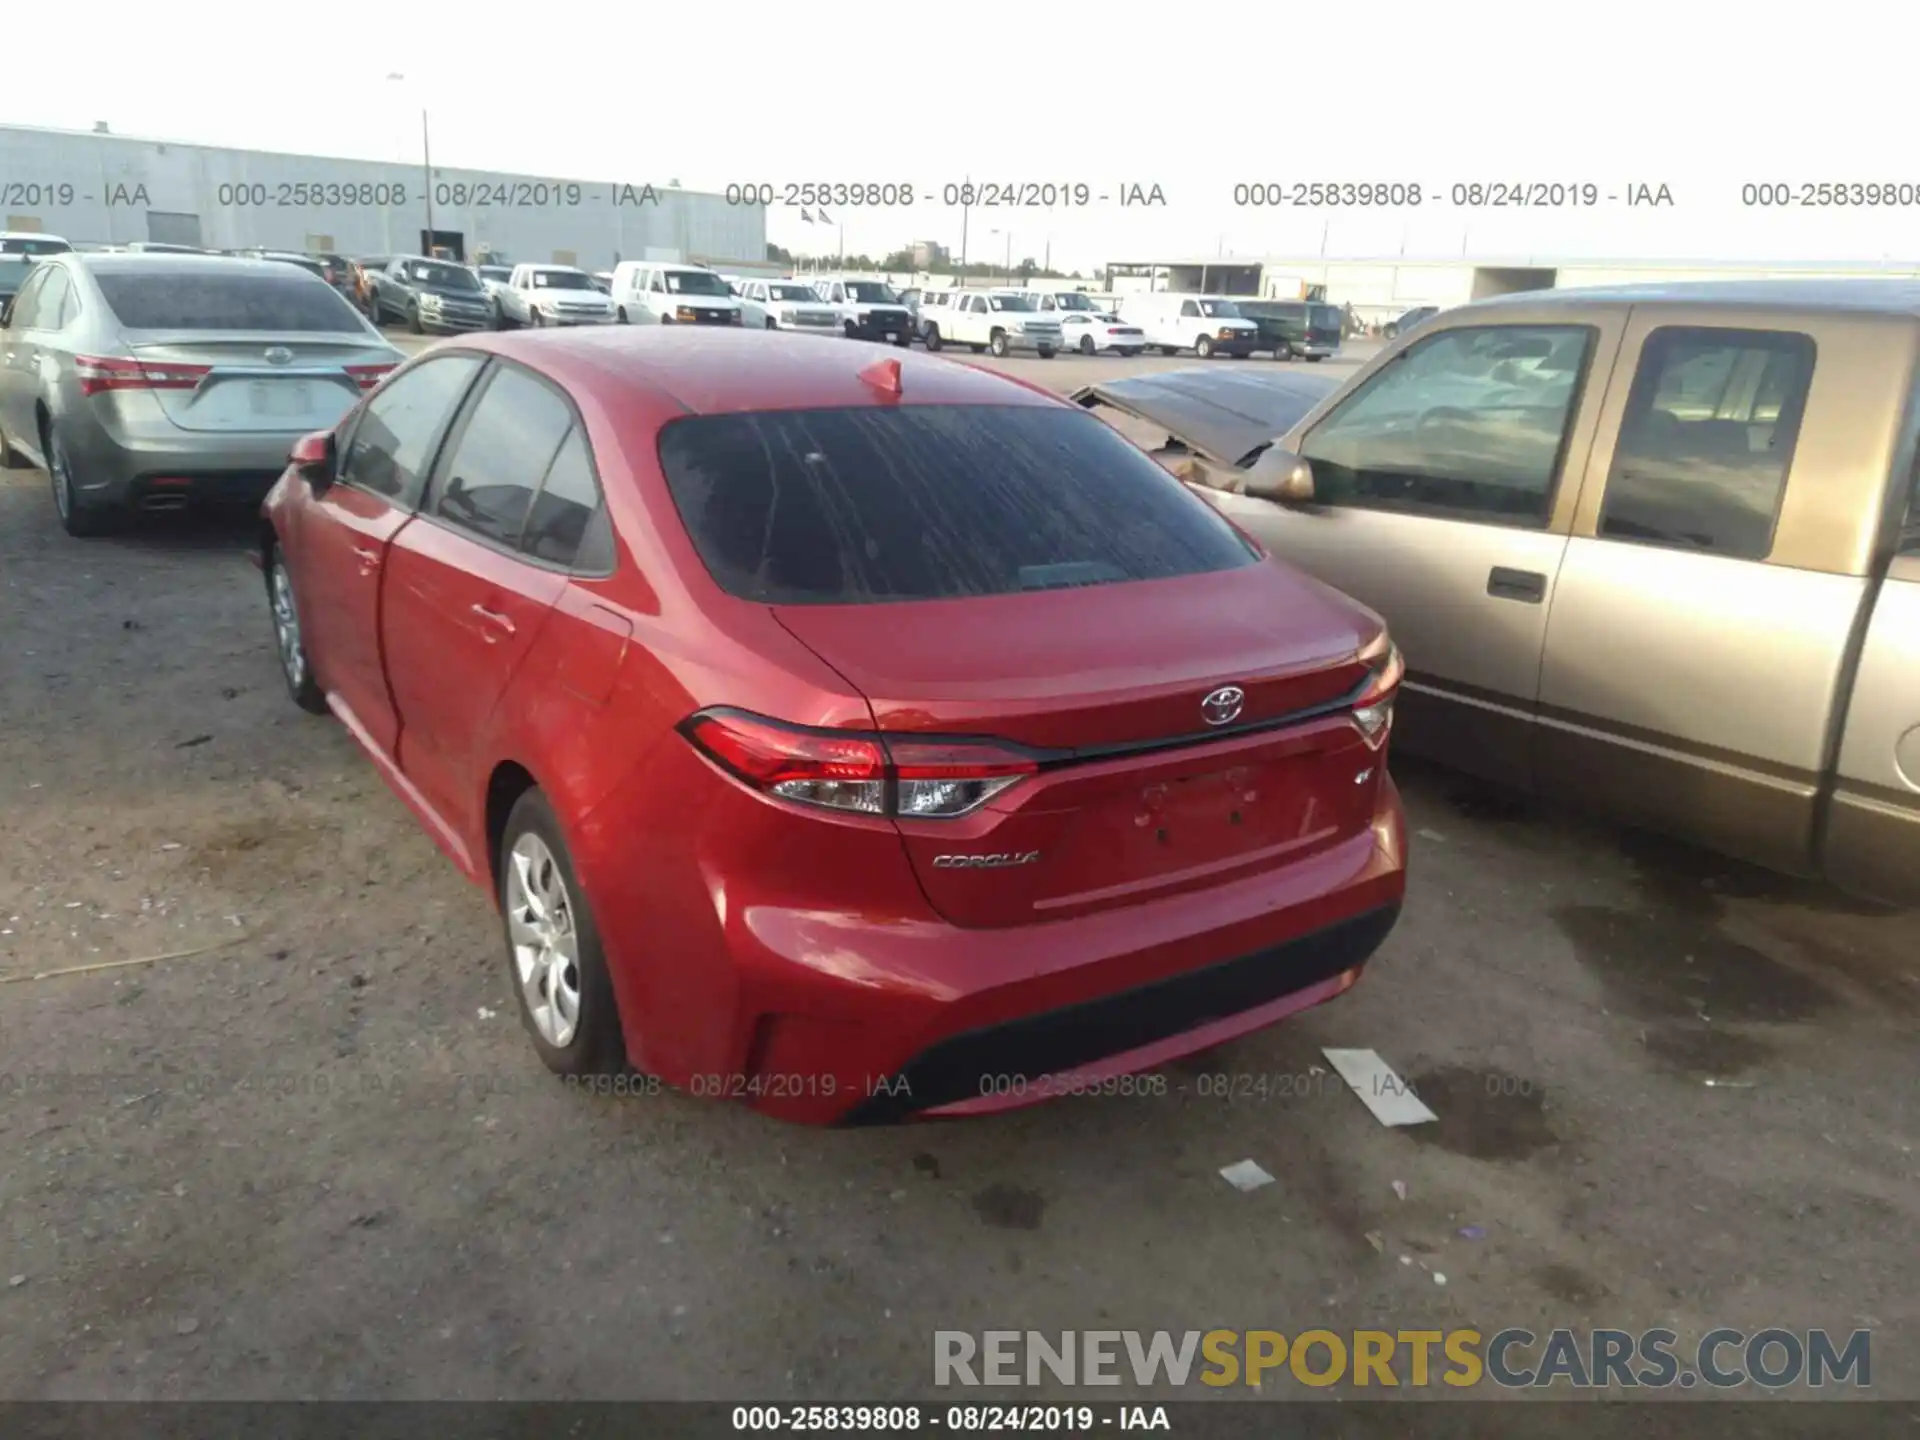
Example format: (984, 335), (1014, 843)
(587, 767), (1408, 1126)
(59, 415), (309, 509)
(840, 900), (1400, 1124)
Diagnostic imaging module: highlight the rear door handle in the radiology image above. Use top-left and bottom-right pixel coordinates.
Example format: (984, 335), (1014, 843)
(352, 546), (381, 569)
(471, 604), (515, 638)
(1487, 566), (1548, 603)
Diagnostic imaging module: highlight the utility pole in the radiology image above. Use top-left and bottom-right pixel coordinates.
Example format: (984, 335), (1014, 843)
(421, 109), (435, 250)
(959, 176), (971, 273)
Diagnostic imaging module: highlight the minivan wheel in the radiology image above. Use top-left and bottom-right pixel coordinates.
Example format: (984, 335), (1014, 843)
(1195, 334), (1215, 358)
(267, 544), (327, 714)
(924, 326), (943, 352)
(46, 427), (112, 538)
(989, 330), (1009, 357)
(1079, 336), (1096, 355)
(500, 790), (627, 1077)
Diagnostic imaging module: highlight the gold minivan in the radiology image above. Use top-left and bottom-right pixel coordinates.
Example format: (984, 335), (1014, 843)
(1074, 281), (1920, 907)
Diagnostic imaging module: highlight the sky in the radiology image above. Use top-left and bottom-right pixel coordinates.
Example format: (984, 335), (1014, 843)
(6, 0), (1920, 274)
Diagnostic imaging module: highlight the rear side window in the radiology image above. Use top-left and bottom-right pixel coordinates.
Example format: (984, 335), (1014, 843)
(94, 271), (366, 332)
(656, 405), (1257, 605)
(1600, 326), (1815, 560)
(432, 364), (575, 547)
(521, 427), (613, 571)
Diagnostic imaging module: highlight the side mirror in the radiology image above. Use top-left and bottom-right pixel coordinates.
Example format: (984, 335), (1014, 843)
(290, 430), (336, 488)
(1241, 447), (1316, 505)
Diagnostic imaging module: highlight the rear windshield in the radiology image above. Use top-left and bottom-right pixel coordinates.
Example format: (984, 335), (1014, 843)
(657, 405), (1257, 605)
(1311, 305), (1343, 329)
(95, 272), (368, 332)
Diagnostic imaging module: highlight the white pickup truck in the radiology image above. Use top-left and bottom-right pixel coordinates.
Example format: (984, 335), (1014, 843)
(921, 288), (1062, 358)
(809, 276), (915, 345)
(499, 264), (616, 328)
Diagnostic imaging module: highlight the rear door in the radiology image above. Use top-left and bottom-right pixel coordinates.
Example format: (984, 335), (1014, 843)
(381, 360), (576, 835)
(1539, 309), (1909, 876)
(296, 352), (485, 759)
(0, 264), (56, 450)
(1825, 499), (1920, 903)
(1212, 310), (1627, 788)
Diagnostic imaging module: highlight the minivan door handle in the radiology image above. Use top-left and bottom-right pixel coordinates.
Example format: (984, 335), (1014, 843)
(1487, 567), (1548, 603)
(470, 604), (515, 639)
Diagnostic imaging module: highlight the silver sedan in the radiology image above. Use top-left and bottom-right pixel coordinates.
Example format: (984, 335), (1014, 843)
(0, 253), (404, 536)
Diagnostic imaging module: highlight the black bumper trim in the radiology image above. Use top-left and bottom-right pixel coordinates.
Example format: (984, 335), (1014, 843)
(837, 900), (1400, 1125)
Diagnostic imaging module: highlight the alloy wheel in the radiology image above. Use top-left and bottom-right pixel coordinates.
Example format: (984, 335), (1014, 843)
(270, 558), (306, 691)
(506, 833), (583, 1048)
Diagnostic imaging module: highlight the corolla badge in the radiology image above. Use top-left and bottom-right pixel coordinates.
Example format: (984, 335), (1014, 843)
(932, 852), (1040, 869)
(263, 346), (294, 365)
(1201, 685), (1246, 727)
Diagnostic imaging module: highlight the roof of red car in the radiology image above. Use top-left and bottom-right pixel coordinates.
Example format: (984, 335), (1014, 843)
(454, 327), (1063, 417)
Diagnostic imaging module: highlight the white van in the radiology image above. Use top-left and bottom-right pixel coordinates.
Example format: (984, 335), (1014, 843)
(1116, 292), (1260, 358)
(608, 261), (744, 325)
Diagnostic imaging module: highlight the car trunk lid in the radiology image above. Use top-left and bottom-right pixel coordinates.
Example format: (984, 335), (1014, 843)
(773, 564), (1388, 928)
(120, 333), (381, 433)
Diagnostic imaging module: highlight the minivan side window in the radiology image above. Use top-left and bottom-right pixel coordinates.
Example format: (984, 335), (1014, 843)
(1298, 324), (1595, 527)
(429, 362), (575, 548)
(337, 354), (484, 507)
(1599, 326), (1815, 561)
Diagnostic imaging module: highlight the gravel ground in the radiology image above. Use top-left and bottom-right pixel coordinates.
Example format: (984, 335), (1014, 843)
(0, 344), (1915, 1402)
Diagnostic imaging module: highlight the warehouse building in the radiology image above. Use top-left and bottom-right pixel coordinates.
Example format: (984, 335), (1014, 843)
(1105, 255), (1920, 327)
(0, 123), (765, 272)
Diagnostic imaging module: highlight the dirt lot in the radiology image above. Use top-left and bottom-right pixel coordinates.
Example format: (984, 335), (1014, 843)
(0, 344), (1916, 1402)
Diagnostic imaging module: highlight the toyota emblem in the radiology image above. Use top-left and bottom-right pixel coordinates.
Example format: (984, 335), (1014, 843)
(1201, 685), (1245, 727)
(264, 346), (294, 365)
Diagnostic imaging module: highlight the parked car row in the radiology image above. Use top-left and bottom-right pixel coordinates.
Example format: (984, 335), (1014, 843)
(0, 252), (402, 534)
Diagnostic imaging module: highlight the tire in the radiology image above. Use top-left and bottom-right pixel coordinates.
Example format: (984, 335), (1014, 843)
(1195, 334), (1214, 358)
(0, 424), (28, 469)
(989, 330), (1009, 357)
(1159, 346), (1177, 356)
(1122, 348), (1141, 357)
(893, 332), (911, 348)
(764, 316), (777, 330)
(44, 424), (113, 538)
(970, 343), (986, 354)
(1037, 346), (1056, 359)
(265, 541), (327, 714)
(1306, 354), (1325, 363)
(499, 789), (628, 1078)
(406, 303), (423, 335)
(923, 326), (943, 352)
(659, 313), (674, 325)
(531, 308), (546, 328)
(616, 306), (629, 324)
(1079, 336), (1096, 355)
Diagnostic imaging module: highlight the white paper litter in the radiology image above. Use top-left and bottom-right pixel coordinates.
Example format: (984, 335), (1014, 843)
(1219, 1160), (1276, 1192)
(1322, 1048), (1438, 1127)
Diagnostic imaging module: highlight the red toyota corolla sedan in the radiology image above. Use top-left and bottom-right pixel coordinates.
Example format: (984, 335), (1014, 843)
(257, 327), (1408, 1124)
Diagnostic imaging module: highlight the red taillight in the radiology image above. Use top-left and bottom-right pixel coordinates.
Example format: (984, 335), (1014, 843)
(1352, 634), (1403, 749)
(683, 709), (1037, 818)
(345, 363), (397, 391)
(75, 354), (211, 397)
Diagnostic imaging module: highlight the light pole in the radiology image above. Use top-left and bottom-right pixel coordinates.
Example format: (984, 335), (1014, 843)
(387, 73), (433, 251)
